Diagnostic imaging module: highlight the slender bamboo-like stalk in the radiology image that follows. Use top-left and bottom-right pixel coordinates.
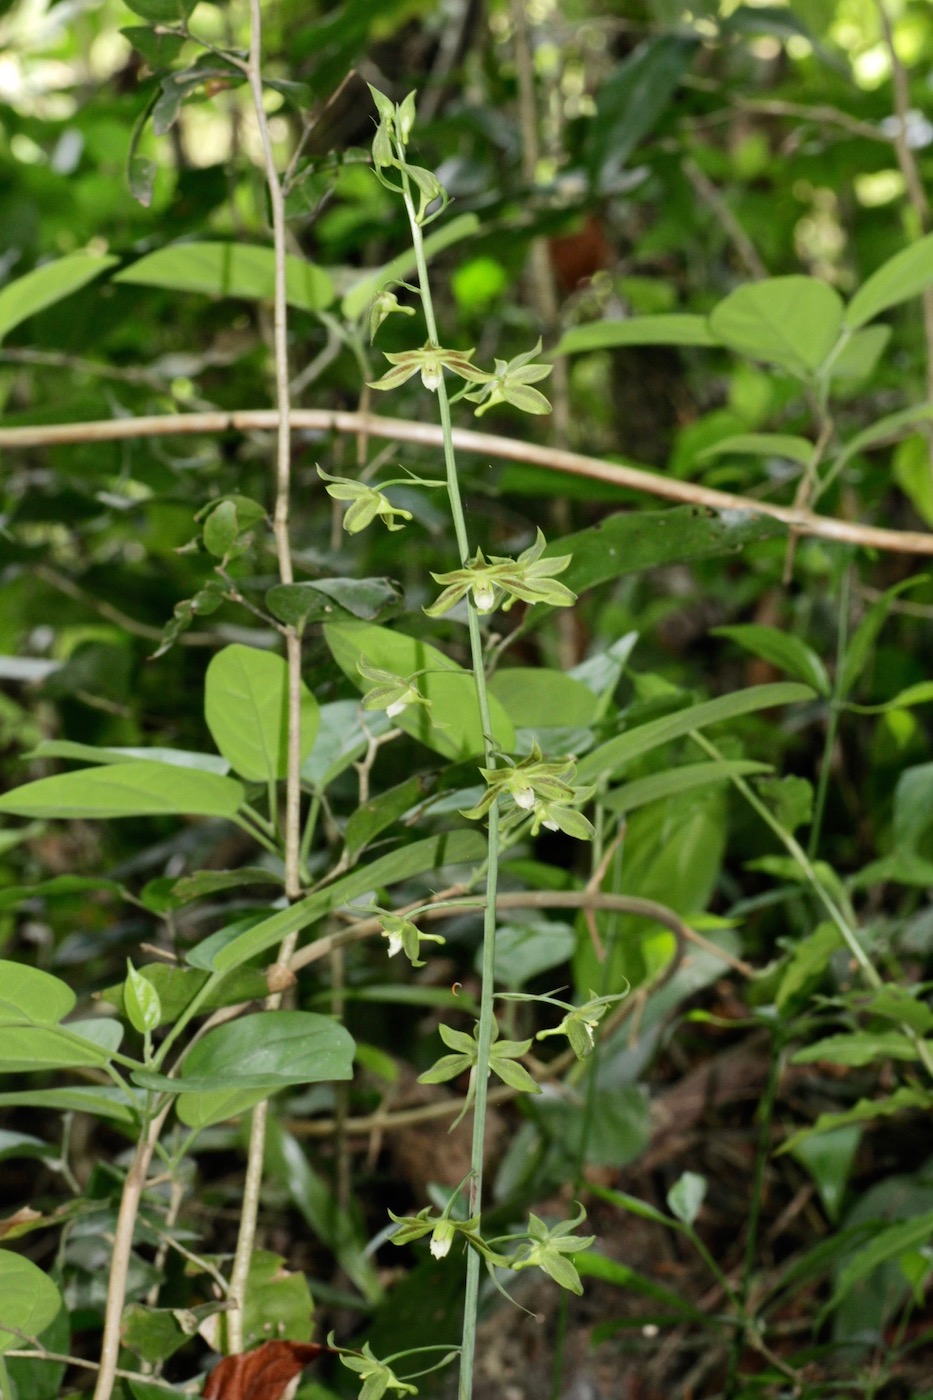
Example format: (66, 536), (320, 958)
(227, 0), (304, 1351)
(92, 1105), (171, 1400)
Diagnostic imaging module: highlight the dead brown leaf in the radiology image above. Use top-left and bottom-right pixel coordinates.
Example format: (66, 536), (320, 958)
(202, 1339), (330, 1400)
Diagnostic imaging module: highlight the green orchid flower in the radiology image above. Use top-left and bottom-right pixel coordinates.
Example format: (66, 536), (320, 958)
(424, 529), (575, 617)
(317, 466), (413, 533)
(463, 339), (553, 417)
(368, 342), (490, 393)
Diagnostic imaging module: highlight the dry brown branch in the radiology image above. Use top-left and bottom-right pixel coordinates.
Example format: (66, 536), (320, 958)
(3, 407), (931, 554)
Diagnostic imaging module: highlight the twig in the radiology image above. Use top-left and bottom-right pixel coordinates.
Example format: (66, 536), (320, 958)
(683, 156), (767, 280)
(3, 408), (932, 554)
(226, 0), (304, 1355)
(92, 1104), (172, 1400)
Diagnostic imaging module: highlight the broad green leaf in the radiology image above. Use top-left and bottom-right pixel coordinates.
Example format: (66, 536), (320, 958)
(324, 620), (514, 760)
(167, 1010), (354, 1127)
(265, 1117), (382, 1303)
(204, 644), (319, 783)
(341, 212), (479, 320)
(828, 324), (890, 380)
(863, 986), (933, 1035)
(790, 1127), (861, 1224)
(0, 1253), (62, 1353)
(239, 1249), (314, 1349)
(0, 1130), (55, 1164)
(115, 241), (333, 313)
(483, 919), (576, 988)
(586, 35), (698, 190)
(0, 962), (75, 1023)
(697, 432), (813, 465)
(602, 759), (771, 815)
(0, 1022), (117, 1072)
(121, 1303), (210, 1365)
(775, 921), (843, 1010)
(200, 829), (487, 973)
(667, 1171), (707, 1226)
(0, 761), (244, 820)
(25, 739), (231, 774)
(846, 231), (933, 329)
(100, 963), (268, 1027)
(577, 683), (814, 784)
(344, 774), (432, 858)
(709, 276), (844, 377)
(792, 1032), (922, 1067)
(121, 0), (196, 21)
(547, 508), (785, 605)
(266, 578), (403, 627)
(0, 1086), (139, 1125)
(575, 788), (726, 997)
(711, 624), (831, 695)
(488, 669), (600, 729)
(0, 252), (119, 344)
(552, 314), (717, 358)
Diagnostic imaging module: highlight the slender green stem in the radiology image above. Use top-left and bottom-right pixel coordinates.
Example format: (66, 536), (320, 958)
(809, 564), (850, 858)
(724, 1036), (781, 1398)
(394, 139), (501, 1400)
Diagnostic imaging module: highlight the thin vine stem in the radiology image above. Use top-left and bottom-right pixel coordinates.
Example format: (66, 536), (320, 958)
(393, 132), (500, 1400)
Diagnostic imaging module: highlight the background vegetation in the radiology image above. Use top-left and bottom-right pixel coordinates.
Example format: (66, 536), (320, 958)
(2, 0), (933, 1397)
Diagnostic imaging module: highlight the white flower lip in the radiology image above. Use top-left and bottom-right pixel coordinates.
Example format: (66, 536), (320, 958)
(385, 930), (403, 957)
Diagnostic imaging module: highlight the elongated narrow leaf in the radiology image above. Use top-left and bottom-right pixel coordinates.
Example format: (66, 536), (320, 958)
(198, 829), (487, 973)
(547, 507), (785, 603)
(488, 669), (600, 729)
(577, 683), (814, 784)
(25, 739), (231, 773)
(711, 624), (831, 695)
(341, 212), (479, 320)
(0, 1252), (63, 1353)
(0, 962), (75, 1024)
(846, 231), (933, 329)
(792, 1032), (921, 1067)
(0, 1087), (139, 1125)
(832, 402), (933, 478)
(552, 314), (718, 358)
(115, 242), (333, 313)
(170, 1011), (354, 1128)
(586, 35), (698, 190)
(709, 276), (844, 377)
(0, 761), (244, 820)
(698, 433), (813, 465)
(324, 620), (514, 760)
(0, 252), (118, 343)
(204, 645), (318, 783)
(602, 759), (771, 815)
(265, 1116), (382, 1302)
